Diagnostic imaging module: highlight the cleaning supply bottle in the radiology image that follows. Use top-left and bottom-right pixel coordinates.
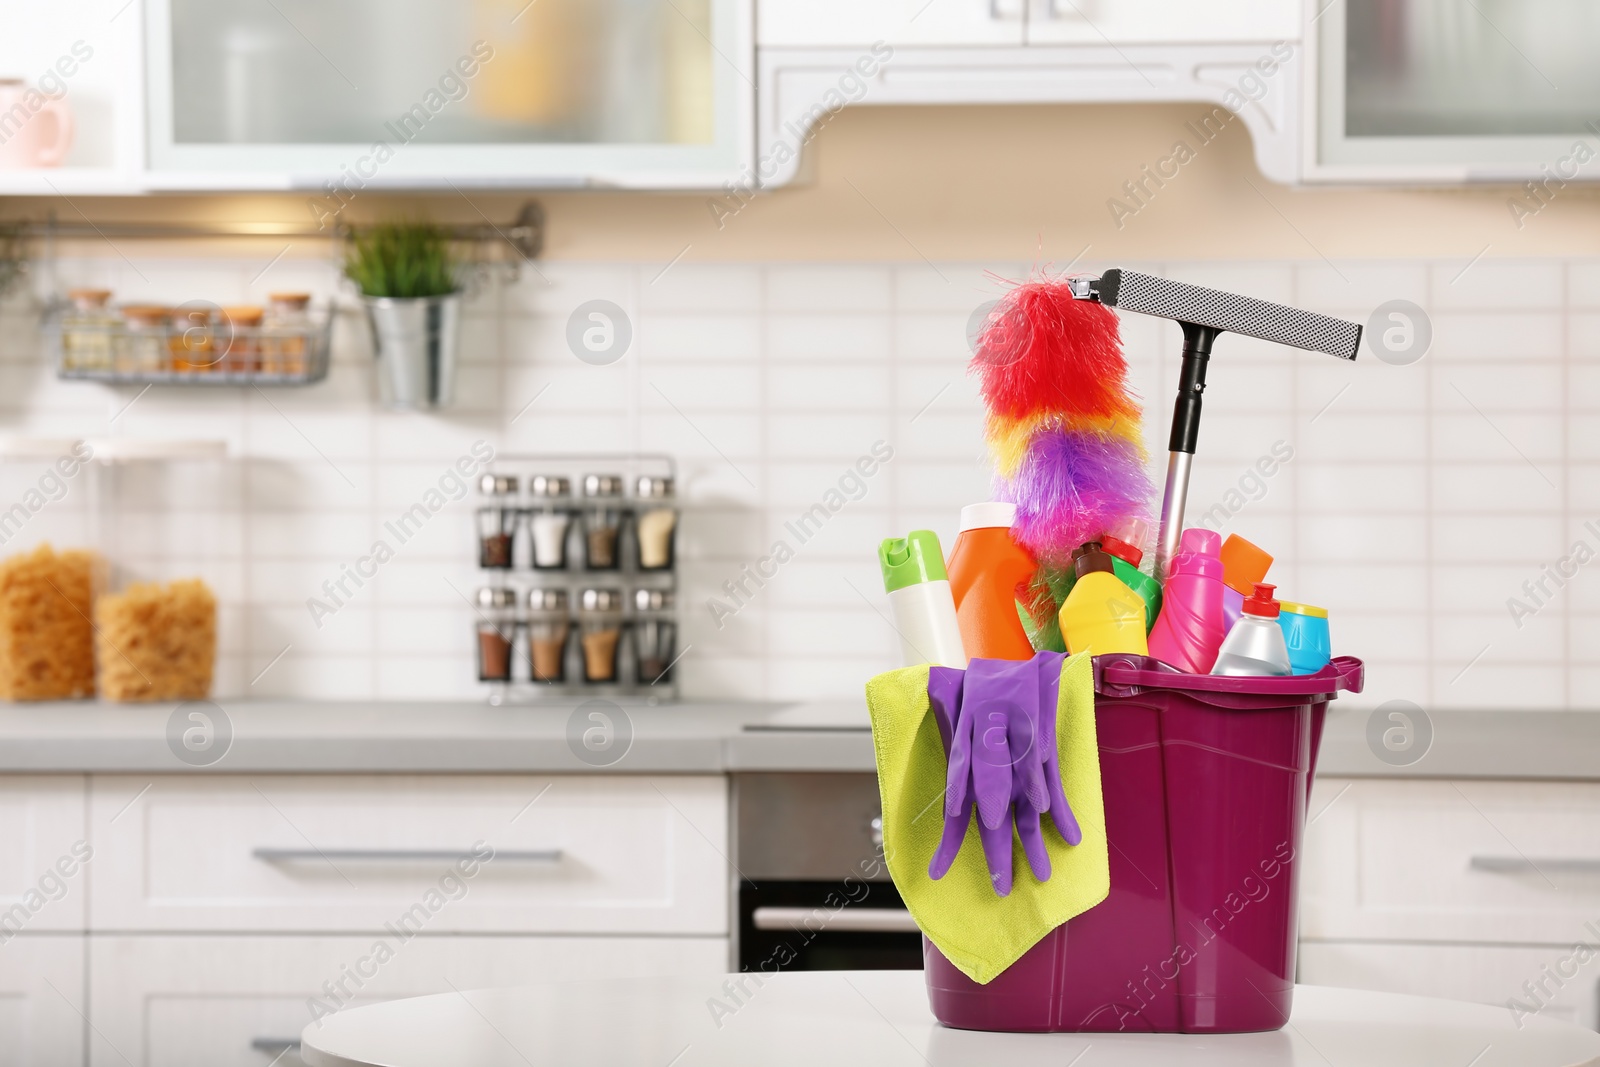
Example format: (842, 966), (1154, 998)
(946, 502), (1037, 660)
(1099, 516), (1162, 633)
(1278, 600), (1332, 675)
(879, 531), (967, 668)
(1057, 542), (1147, 657)
(1219, 534), (1273, 629)
(1212, 583), (1292, 676)
(1147, 527), (1228, 673)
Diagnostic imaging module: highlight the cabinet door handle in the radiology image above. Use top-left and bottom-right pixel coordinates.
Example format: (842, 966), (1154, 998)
(1470, 855), (1600, 874)
(252, 848), (561, 863)
(752, 906), (919, 933)
(250, 1037), (301, 1052)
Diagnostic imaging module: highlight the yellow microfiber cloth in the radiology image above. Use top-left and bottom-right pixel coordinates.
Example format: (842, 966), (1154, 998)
(865, 651), (1109, 984)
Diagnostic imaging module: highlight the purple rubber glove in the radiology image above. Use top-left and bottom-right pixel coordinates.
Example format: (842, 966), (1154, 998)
(927, 653), (1082, 896)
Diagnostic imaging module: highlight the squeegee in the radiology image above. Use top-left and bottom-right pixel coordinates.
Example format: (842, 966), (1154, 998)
(1068, 269), (1363, 580)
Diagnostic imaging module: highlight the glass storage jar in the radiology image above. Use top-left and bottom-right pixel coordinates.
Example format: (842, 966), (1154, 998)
(632, 588), (677, 686)
(475, 587), (517, 683)
(577, 587), (624, 683)
(476, 474), (520, 569)
(60, 289), (116, 372)
(581, 474), (625, 571)
(118, 305), (171, 374)
(634, 475), (677, 571)
(525, 587), (571, 684)
(170, 305), (217, 372)
(220, 305), (264, 373)
(527, 475), (573, 570)
(264, 292), (312, 375)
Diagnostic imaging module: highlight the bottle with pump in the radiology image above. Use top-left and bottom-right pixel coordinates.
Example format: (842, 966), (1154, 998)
(1212, 583), (1293, 677)
(1147, 527), (1229, 673)
(879, 531), (967, 669)
(1099, 517), (1162, 633)
(1057, 542), (1148, 657)
(946, 502), (1037, 660)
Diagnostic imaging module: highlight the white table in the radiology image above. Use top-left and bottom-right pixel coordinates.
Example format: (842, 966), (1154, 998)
(299, 971), (1600, 1067)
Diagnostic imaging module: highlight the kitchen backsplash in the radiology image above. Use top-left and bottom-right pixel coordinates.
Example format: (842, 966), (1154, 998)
(0, 254), (1592, 711)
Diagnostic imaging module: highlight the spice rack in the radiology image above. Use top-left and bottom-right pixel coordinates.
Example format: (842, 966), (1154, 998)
(474, 454), (679, 705)
(46, 299), (333, 386)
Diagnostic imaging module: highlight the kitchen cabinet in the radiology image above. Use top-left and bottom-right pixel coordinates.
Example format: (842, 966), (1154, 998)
(1300, 941), (1600, 1033)
(1309, 0), (1600, 181)
(1301, 778), (1600, 945)
(756, 0), (1025, 47)
(0, 775), (88, 932)
(1301, 777), (1600, 1028)
(88, 774), (729, 935)
(89, 934), (727, 1067)
(0, 935), (86, 1067)
(1024, 0), (1298, 44)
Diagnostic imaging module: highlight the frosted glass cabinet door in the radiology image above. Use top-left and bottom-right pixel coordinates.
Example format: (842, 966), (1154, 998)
(144, 0), (752, 186)
(1316, 0), (1600, 175)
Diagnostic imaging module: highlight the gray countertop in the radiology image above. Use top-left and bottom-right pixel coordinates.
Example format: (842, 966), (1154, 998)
(0, 698), (1589, 779)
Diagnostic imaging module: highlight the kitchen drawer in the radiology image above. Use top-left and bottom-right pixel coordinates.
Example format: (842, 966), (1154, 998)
(1303, 778), (1600, 945)
(1300, 941), (1600, 1032)
(89, 933), (727, 1067)
(0, 776), (88, 932)
(0, 935), (86, 1066)
(89, 775), (728, 935)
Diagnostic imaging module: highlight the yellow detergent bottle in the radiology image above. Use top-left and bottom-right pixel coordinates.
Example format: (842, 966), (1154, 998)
(1058, 541), (1148, 657)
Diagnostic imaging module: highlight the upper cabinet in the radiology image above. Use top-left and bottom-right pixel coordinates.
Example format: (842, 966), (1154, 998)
(0, 0), (1590, 193)
(757, 0), (1026, 47)
(144, 0), (751, 189)
(1309, 0), (1600, 180)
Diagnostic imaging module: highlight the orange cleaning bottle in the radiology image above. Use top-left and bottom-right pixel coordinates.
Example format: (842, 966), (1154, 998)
(946, 502), (1037, 660)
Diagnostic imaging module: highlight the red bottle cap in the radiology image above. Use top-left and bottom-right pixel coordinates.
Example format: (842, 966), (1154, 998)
(1243, 582), (1280, 618)
(1101, 517), (1147, 568)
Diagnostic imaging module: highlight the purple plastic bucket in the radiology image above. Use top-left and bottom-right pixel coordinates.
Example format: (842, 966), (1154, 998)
(924, 654), (1363, 1034)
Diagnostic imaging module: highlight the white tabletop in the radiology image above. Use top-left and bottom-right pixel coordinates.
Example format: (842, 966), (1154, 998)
(299, 971), (1600, 1067)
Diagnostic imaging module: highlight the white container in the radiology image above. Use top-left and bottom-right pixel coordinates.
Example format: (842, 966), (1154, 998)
(879, 530), (967, 669)
(1211, 582), (1292, 677)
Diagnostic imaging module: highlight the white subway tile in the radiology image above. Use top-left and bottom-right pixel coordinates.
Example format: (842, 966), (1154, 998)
(1430, 259), (1565, 311)
(639, 314), (762, 363)
(766, 363), (890, 410)
(766, 315), (892, 363)
(640, 365), (761, 411)
(638, 412), (762, 462)
(1432, 312), (1563, 362)
(639, 264), (763, 313)
(766, 264), (891, 312)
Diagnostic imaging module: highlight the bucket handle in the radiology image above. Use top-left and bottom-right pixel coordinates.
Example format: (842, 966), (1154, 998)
(1096, 655), (1363, 698)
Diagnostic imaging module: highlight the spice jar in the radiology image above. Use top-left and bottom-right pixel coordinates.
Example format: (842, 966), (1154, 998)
(220, 305), (264, 374)
(118, 305), (170, 374)
(581, 474), (625, 571)
(632, 588), (677, 686)
(60, 289), (115, 372)
(634, 475), (678, 571)
(265, 292), (312, 375)
(525, 587), (571, 684)
(475, 587), (517, 682)
(476, 474), (520, 569)
(578, 588), (624, 683)
(170, 306), (216, 372)
(527, 475), (574, 570)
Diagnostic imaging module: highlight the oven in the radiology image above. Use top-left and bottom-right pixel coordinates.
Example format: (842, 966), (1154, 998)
(732, 772), (922, 972)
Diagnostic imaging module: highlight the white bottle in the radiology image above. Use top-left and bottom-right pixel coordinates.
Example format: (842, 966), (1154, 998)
(1211, 582), (1292, 677)
(879, 530), (967, 668)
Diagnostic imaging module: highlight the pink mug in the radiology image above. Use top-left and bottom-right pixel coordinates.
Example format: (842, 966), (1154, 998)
(0, 79), (74, 168)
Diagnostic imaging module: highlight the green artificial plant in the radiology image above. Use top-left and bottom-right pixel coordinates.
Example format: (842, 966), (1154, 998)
(344, 220), (458, 299)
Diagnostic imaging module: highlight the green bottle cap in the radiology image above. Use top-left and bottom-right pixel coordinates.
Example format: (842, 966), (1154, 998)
(879, 530), (948, 593)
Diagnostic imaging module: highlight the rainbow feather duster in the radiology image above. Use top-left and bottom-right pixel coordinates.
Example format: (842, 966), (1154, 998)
(970, 275), (1155, 646)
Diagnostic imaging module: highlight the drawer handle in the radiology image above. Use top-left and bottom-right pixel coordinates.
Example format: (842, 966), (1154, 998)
(250, 1037), (300, 1052)
(252, 848), (562, 863)
(752, 906), (919, 934)
(1470, 855), (1600, 874)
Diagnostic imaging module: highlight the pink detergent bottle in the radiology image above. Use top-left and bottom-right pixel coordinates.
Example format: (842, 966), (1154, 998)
(1147, 528), (1229, 673)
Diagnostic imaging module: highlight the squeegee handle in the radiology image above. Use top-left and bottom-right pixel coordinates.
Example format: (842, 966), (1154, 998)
(1154, 322), (1219, 581)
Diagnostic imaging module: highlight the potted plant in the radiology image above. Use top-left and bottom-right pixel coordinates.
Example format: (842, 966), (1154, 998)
(346, 220), (461, 409)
